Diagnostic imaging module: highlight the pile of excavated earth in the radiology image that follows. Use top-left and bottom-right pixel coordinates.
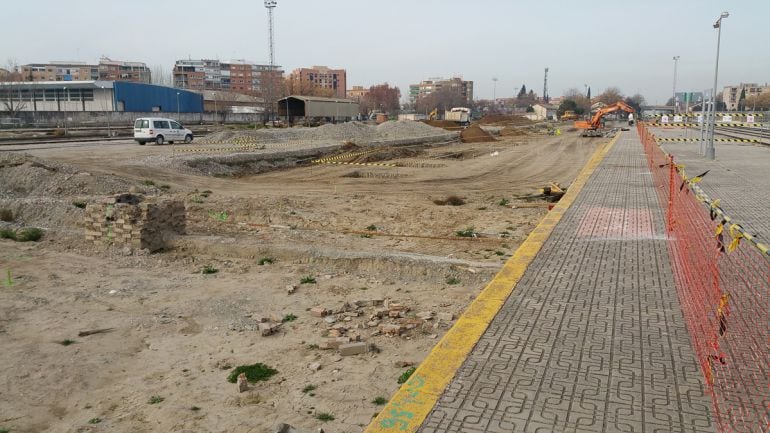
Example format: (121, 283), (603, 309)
(199, 121), (456, 146)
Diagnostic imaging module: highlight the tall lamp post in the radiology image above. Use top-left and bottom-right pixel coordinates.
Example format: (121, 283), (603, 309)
(176, 92), (181, 120)
(672, 56), (680, 114)
(492, 77), (498, 113)
(706, 11), (728, 160)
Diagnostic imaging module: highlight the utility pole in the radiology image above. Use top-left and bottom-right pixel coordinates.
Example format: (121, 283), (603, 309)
(672, 56), (680, 114)
(265, 0), (277, 125)
(543, 67), (549, 103)
(492, 77), (498, 112)
(706, 11), (729, 161)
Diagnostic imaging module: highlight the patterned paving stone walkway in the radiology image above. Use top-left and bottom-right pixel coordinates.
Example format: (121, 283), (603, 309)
(418, 130), (715, 433)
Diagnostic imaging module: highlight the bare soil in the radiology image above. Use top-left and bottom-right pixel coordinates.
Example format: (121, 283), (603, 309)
(0, 127), (606, 433)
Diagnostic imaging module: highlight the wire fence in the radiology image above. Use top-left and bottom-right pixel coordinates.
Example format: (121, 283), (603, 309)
(638, 122), (769, 433)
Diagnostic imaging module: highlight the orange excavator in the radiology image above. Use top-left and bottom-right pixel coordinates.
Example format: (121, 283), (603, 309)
(574, 101), (635, 136)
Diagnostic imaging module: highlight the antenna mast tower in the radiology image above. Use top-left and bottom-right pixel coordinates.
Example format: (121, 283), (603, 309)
(265, 0), (277, 123)
(543, 67), (549, 103)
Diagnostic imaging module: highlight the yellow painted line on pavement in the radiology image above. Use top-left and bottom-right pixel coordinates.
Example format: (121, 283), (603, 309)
(364, 132), (622, 433)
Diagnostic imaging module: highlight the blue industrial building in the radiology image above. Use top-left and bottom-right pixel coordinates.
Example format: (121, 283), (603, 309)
(0, 80), (204, 113)
(113, 82), (202, 113)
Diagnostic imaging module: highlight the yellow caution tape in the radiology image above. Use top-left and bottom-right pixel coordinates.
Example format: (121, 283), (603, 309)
(728, 224), (744, 252)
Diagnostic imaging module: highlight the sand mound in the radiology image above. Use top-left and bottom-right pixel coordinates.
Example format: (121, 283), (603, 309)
(461, 125), (496, 143)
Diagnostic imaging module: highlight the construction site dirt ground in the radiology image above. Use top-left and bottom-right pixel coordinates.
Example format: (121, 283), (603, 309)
(0, 126), (606, 433)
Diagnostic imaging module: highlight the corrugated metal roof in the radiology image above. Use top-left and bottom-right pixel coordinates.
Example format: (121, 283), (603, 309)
(279, 95), (357, 104)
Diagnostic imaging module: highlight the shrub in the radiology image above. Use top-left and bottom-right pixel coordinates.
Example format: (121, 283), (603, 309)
(58, 339), (76, 346)
(372, 396), (387, 405)
(142, 179), (155, 186)
(88, 418), (101, 424)
(499, 198), (510, 206)
(147, 395), (164, 404)
(16, 228), (43, 242)
(365, 224), (377, 231)
(72, 201), (87, 209)
(446, 277), (461, 285)
(300, 275), (316, 284)
(201, 265), (218, 275)
(258, 257), (274, 265)
(0, 229), (16, 240)
(282, 313), (297, 323)
(227, 363), (277, 383)
(302, 384), (317, 394)
(316, 413), (335, 422)
(455, 227), (477, 238)
(0, 209), (13, 222)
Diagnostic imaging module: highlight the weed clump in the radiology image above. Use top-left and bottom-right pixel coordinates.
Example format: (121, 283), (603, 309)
(201, 265), (218, 275)
(316, 413), (335, 422)
(397, 367), (416, 384)
(302, 384), (317, 394)
(147, 395), (164, 404)
(455, 227), (477, 238)
(0, 209), (14, 222)
(446, 277), (461, 285)
(258, 257), (274, 265)
(16, 228), (43, 242)
(282, 313), (297, 323)
(300, 275), (316, 284)
(372, 396), (388, 405)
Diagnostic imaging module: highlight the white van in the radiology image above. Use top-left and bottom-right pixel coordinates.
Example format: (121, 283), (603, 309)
(134, 117), (194, 145)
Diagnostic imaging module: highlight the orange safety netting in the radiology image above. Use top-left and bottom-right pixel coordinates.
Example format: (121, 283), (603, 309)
(638, 122), (770, 433)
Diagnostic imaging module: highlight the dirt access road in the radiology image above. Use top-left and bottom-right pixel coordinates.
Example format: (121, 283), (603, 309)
(0, 126), (605, 433)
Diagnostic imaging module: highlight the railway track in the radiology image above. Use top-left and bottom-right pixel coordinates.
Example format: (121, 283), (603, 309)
(714, 125), (770, 145)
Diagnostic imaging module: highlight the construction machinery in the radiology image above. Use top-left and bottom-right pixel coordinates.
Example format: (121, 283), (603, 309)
(560, 110), (578, 121)
(444, 107), (471, 124)
(428, 108), (438, 121)
(574, 101), (635, 137)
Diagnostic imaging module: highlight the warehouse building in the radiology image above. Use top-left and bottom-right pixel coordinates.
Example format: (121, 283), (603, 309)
(276, 95), (359, 123)
(0, 81), (203, 113)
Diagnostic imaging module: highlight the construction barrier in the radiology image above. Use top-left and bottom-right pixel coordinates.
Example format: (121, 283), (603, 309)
(638, 122), (770, 433)
(653, 113), (765, 118)
(656, 138), (761, 143)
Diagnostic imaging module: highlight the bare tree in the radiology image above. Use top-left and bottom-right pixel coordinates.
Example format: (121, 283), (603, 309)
(416, 86), (467, 113)
(595, 87), (625, 105)
(360, 83), (400, 115)
(151, 64), (173, 87)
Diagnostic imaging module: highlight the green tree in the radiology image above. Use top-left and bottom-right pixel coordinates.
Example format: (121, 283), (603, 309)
(557, 99), (578, 117)
(738, 88), (746, 111)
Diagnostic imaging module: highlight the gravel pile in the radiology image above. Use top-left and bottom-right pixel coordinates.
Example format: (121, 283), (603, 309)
(199, 121), (454, 146)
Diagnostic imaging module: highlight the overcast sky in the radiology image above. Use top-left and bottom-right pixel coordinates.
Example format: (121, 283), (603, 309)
(3, 0), (769, 104)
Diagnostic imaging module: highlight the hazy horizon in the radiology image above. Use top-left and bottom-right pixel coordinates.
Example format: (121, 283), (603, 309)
(3, 0), (769, 105)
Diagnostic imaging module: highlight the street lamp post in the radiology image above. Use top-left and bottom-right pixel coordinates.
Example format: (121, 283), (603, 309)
(176, 92), (181, 120)
(672, 56), (680, 114)
(706, 11), (729, 160)
(62, 87), (68, 136)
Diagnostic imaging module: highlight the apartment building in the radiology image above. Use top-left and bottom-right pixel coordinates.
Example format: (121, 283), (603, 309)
(346, 85), (369, 102)
(409, 77), (474, 104)
(98, 57), (151, 83)
(722, 83), (770, 111)
(21, 62), (99, 82)
(19, 59), (150, 83)
(173, 59), (282, 97)
(288, 66), (347, 99)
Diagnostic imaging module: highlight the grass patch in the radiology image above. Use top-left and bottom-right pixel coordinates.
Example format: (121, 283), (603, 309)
(147, 395), (164, 404)
(316, 413), (335, 422)
(365, 224), (377, 231)
(72, 201), (87, 209)
(58, 339), (76, 346)
(190, 406), (201, 411)
(0, 228), (16, 240)
(208, 210), (229, 222)
(201, 265), (218, 275)
(0, 429), (8, 433)
(227, 363), (278, 383)
(87, 418), (101, 424)
(302, 384), (317, 394)
(189, 196), (204, 204)
(397, 366), (416, 384)
(455, 227), (477, 238)
(372, 396), (388, 405)
(16, 228), (43, 242)
(495, 251), (505, 256)
(0, 209), (14, 222)
(446, 277), (461, 285)
(360, 233), (372, 238)
(282, 313), (297, 323)
(142, 179), (156, 186)
(258, 256), (274, 265)
(300, 275), (316, 284)
(499, 198), (510, 206)
(307, 343), (319, 349)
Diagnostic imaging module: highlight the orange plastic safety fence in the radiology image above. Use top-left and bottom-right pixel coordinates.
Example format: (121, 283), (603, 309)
(637, 122), (770, 433)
